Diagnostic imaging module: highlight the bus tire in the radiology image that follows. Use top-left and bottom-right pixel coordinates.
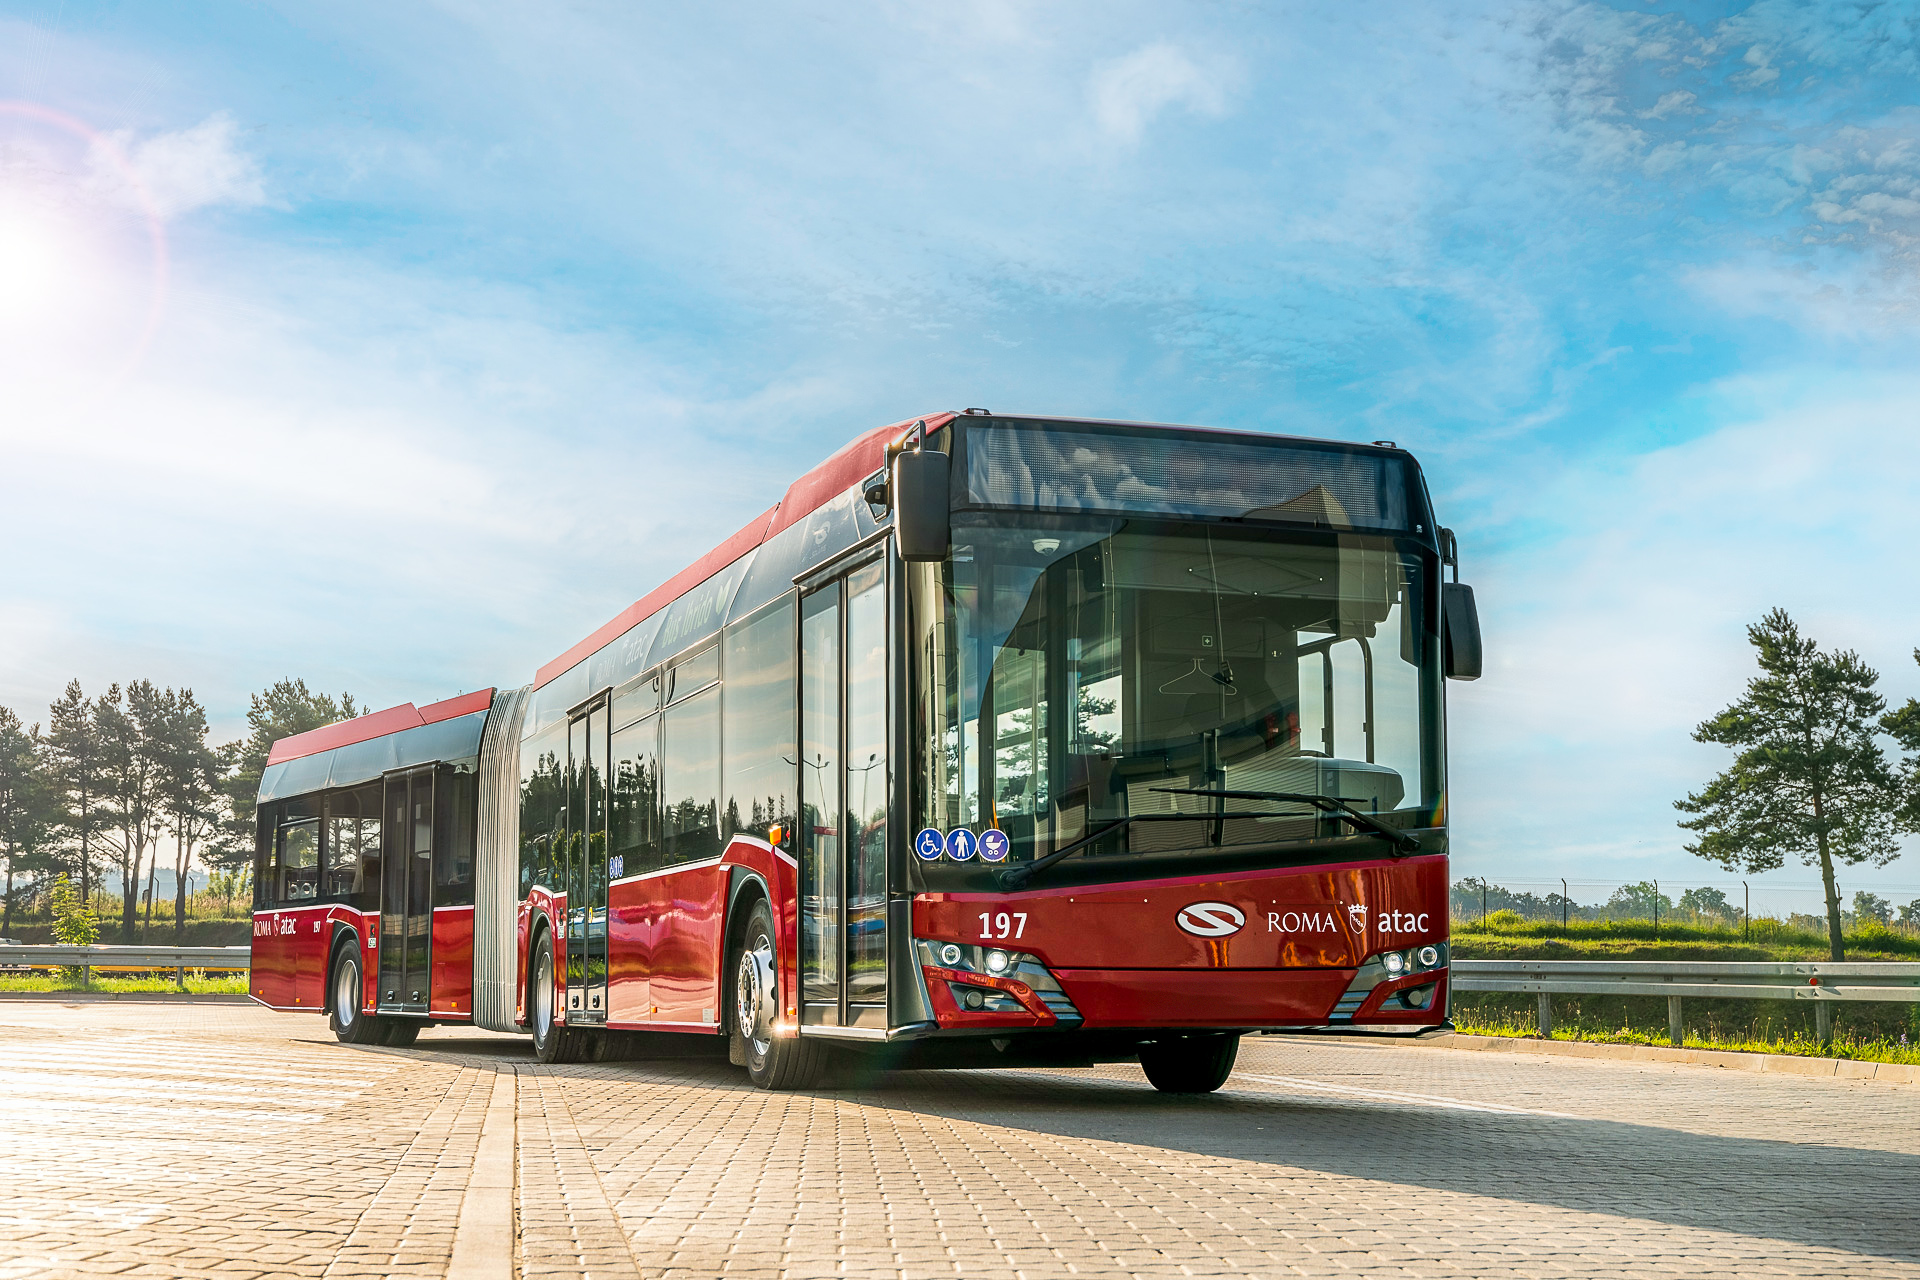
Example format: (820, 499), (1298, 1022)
(731, 899), (827, 1089)
(530, 930), (586, 1064)
(381, 1018), (422, 1048)
(328, 944), (384, 1045)
(1138, 1032), (1240, 1093)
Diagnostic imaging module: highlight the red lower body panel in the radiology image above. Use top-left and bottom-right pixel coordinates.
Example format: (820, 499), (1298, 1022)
(1055, 967), (1356, 1028)
(431, 907), (474, 1019)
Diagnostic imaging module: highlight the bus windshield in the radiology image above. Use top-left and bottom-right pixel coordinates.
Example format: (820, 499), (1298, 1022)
(908, 515), (1443, 878)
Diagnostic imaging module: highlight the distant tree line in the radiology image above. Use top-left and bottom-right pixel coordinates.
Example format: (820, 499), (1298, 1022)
(0, 678), (358, 940)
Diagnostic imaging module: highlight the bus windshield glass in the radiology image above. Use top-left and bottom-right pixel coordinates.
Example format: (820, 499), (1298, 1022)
(909, 516), (1442, 877)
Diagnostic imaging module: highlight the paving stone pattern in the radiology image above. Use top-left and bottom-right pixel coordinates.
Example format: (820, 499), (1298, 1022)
(0, 1001), (1917, 1279)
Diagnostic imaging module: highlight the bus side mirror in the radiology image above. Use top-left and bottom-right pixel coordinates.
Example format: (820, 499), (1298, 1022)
(894, 448), (950, 562)
(1443, 582), (1483, 681)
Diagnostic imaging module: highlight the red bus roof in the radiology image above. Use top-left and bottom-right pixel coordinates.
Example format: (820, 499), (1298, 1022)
(531, 410), (955, 691)
(265, 688), (495, 766)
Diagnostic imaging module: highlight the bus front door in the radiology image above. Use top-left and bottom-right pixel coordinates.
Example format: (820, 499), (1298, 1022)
(379, 767), (435, 1013)
(800, 560), (890, 1028)
(563, 698), (610, 1022)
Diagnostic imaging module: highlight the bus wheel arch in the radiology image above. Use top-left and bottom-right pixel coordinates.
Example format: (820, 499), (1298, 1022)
(722, 875), (770, 1066)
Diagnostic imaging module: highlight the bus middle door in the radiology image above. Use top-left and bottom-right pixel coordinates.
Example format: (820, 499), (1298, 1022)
(799, 559), (890, 1030)
(379, 766), (435, 1013)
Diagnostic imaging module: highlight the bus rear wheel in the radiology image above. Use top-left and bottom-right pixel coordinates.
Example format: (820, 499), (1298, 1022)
(1138, 1032), (1240, 1094)
(730, 899), (828, 1089)
(530, 930), (587, 1064)
(329, 945), (386, 1046)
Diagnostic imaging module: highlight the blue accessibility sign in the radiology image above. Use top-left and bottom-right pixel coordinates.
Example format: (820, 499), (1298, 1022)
(978, 829), (1010, 862)
(945, 827), (979, 861)
(913, 828), (945, 862)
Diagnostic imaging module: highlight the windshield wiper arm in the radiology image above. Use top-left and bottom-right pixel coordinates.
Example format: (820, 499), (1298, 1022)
(995, 808), (1301, 891)
(1150, 787), (1422, 855)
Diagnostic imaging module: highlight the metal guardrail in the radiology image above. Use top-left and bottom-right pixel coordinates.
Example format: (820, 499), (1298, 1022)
(0, 944), (251, 980)
(1451, 958), (1920, 1044)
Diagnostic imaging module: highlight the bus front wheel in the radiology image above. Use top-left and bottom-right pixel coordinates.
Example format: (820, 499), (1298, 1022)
(730, 899), (828, 1089)
(1138, 1032), (1240, 1094)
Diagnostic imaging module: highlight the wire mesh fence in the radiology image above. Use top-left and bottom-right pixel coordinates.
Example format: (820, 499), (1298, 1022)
(1449, 878), (1920, 936)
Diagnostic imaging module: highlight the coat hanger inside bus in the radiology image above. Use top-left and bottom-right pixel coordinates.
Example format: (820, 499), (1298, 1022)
(1158, 657), (1237, 697)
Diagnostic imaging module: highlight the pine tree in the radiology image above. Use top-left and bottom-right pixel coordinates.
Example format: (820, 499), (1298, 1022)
(45, 682), (105, 911)
(1675, 609), (1910, 961)
(1883, 649), (1920, 832)
(0, 707), (56, 938)
(159, 689), (225, 936)
(215, 679), (357, 869)
(96, 682), (171, 942)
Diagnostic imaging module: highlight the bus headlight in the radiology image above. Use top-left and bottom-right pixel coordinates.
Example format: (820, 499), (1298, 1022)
(940, 943), (963, 966)
(985, 949), (1011, 975)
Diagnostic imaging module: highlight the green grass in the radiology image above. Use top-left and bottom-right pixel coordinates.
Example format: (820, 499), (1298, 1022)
(0, 970), (249, 995)
(1451, 913), (1920, 962)
(1448, 913), (1920, 1064)
(1451, 1004), (1920, 1067)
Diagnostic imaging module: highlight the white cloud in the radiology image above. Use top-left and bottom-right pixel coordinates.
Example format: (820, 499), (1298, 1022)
(91, 112), (267, 217)
(1639, 89), (1697, 120)
(1088, 42), (1231, 144)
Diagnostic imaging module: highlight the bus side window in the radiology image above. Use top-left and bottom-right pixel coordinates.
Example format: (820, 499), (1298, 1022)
(436, 768), (477, 907)
(254, 802), (278, 911)
(323, 784), (382, 909)
(279, 819), (319, 903)
(662, 682), (721, 864)
(519, 722), (568, 896)
(611, 712), (659, 876)
(722, 598), (796, 846)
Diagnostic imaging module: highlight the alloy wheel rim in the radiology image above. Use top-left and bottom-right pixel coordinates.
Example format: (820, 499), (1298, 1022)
(336, 958), (357, 1028)
(535, 946), (554, 1040)
(735, 930), (775, 1056)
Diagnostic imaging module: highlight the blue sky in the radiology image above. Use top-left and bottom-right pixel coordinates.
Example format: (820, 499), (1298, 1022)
(3, 1), (1919, 908)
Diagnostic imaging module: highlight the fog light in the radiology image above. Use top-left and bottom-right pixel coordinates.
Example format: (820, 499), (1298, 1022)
(985, 949), (1011, 975)
(1383, 951), (1406, 974)
(1418, 945), (1439, 967)
(940, 943), (963, 966)
(964, 990), (985, 1009)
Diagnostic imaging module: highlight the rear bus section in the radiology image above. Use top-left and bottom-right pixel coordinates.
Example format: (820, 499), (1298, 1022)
(255, 409), (1478, 1093)
(250, 690), (506, 1045)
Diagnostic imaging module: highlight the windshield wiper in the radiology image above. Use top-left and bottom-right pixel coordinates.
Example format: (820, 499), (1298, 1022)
(995, 808), (1302, 891)
(995, 790), (1418, 891)
(1150, 787), (1422, 855)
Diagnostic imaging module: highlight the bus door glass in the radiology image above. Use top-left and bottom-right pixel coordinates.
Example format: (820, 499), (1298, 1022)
(379, 766), (435, 1012)
(800, 559), (889, 1026)
(564, 697), (610, 1020)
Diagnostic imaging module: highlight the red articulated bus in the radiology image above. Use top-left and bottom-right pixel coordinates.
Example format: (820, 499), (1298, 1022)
(252, 411), (1482, 1090)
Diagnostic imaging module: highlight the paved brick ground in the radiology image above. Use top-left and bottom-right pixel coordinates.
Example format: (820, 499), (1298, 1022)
(0, 1000), (1916, 1279)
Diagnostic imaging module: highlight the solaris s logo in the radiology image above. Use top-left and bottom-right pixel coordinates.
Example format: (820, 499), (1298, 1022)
(1175, 901), (1246, 938)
